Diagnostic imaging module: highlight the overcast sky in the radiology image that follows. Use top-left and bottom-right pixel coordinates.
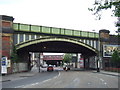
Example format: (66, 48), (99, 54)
(0, 0), (118, 55)
(0, 0), (118, 34)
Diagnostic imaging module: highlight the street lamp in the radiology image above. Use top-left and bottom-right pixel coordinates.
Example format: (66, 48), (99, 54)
(92, 30), (100, 72)
(97, 31), (101, 72)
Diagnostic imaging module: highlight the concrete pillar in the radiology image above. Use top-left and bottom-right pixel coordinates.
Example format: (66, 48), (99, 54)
(40, 53), (43, 65)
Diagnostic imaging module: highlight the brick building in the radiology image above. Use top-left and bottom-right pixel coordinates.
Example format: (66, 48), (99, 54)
(43, 55), (63, 66)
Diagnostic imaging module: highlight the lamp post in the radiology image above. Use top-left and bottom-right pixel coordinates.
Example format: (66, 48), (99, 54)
(96, 33), (100, 72)
(92, 30), (100, 72)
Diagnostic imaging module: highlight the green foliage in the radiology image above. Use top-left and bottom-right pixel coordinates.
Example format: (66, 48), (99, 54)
(89, 0), (120, 18)
(111, 50), (120, 67)
(63, 53), (72, 63)
(10, 46), (19, 63)
(89, 0), (120, 34)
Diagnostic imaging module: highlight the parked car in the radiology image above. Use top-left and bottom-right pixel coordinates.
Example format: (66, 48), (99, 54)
(47, 65), (54, 71)
(42, 64), (48, 68)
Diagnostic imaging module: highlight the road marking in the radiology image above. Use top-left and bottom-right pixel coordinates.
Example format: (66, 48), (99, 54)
(23, 72), (61, 88)
(31, 83), (38, 86)
(42, 71), (61, 83)
(99, 78), (109, 88)
(104, 82), (107, 85)
(88, 82), (91, 85)
(15, 85), (25, 88)
(100, 78), (104, 82)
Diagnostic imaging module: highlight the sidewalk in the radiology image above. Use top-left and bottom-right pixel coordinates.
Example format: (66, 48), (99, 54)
(71, 68), (120, 77)
(0, 66), (59, 82)
(0, 67), (39, 82)
(96, 70), (120, 77)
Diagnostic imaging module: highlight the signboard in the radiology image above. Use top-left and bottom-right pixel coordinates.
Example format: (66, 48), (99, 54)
(1, 57), (7, 74)
(103, 45), (120, 57)
(7, 60), (11, 67)
(79, 58), (84, 68)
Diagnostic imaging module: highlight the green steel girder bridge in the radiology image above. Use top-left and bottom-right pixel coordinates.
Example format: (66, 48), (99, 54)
(2, 15), (108, 72)
(13, 23), (99, 55)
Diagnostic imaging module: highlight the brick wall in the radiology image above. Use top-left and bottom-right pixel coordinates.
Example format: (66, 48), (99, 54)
(2, 36), (11, 59)
(2, 35), (13, 74)
(2, 21), (11, 27)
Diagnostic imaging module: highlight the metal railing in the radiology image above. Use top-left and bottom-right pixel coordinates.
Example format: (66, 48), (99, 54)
(13, 23), (99, 38)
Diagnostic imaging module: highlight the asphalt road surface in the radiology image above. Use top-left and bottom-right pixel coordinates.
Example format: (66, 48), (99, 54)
(3, 70), (118, 88)
(2, 65), (119, 88)
(2, 71), (59, 88)
(23, 71), (118, 88)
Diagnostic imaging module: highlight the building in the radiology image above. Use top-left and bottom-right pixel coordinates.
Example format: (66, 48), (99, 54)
(43, 55), (63, 66)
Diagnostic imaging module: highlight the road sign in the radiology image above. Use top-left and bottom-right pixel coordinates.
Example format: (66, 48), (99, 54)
(79, 58), (84, 68)
(1, 57), (7, 74)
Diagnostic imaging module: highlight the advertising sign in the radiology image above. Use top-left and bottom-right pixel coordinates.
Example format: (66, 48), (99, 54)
(1, 57), (7, 74)
(103, 45), (120, 57)
(7, 60), (11, 67)
(79, 58), (84, 68)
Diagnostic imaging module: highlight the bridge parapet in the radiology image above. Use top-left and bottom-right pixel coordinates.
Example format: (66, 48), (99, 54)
(13, 23), (99, 39)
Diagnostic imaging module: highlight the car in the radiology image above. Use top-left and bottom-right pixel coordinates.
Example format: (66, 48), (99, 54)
(42, 64), (48, 68)
(47, 65), (54, 71)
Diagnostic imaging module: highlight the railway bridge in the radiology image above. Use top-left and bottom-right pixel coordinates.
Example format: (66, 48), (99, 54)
(1, 15), (119, 74)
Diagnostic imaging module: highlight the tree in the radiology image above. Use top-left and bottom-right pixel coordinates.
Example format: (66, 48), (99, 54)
(111, 50), (120, 67)
(63, 53), (72, 63)
(89, 0), (120, 18)
(89, 0), (120, 32)
(10, 46), (19, 63)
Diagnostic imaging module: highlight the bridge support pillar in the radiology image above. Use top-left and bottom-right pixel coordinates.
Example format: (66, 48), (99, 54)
(17, 51), (32, 71)
(99, 29), (110, 70)
(1, 15), (14, 74)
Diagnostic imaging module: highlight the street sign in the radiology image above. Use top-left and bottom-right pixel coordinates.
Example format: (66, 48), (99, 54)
(1, 57), (7, 74)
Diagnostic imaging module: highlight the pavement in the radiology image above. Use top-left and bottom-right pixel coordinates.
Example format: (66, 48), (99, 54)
(0, 69), (38, 82)
(0, 66), (62, 82)
(0, 67), (119, 82)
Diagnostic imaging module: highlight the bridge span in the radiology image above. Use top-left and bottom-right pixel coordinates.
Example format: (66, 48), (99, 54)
(1, 15), (119, 74)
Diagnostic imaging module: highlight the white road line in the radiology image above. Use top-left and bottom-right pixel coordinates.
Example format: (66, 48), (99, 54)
(99, 78), (109, 87)
(100, 78), (104, 82)
(31, 83), (38, 86)
(88, 83), (91, 85)
(23, 72), (61, 88)
(15, 85), (25, 88)
(104, 82), (107, 85)
(42, 71), (61, 83)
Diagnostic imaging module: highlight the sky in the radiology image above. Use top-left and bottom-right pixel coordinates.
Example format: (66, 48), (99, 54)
(0, 0), (118, 34)
(0, 0), (118, 55)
